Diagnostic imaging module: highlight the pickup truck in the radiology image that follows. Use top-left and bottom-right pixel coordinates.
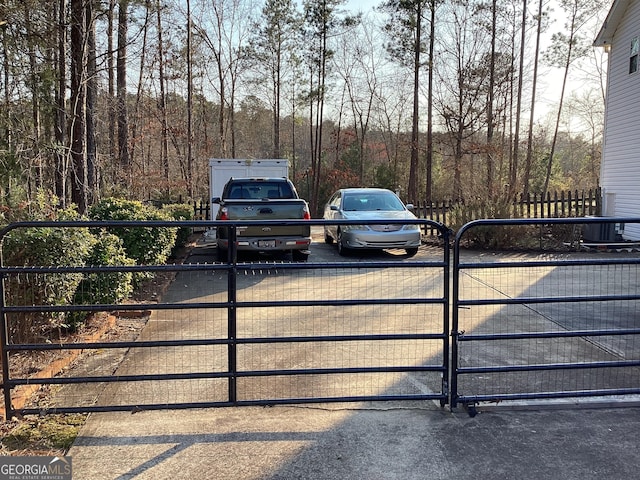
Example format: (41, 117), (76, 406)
(213, 177), (312, 261)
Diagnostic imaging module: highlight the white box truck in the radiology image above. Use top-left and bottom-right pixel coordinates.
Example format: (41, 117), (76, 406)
(208, 158), (289, 220)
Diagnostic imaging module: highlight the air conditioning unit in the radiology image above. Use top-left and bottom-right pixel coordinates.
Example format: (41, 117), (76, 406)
(583, 216), (624, 242)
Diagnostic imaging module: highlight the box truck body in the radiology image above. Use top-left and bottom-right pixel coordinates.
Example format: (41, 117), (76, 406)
(209, 159), (289, 219)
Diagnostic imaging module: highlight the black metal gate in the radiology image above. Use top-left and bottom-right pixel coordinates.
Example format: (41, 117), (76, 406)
(7, 217), (640, 419)
(452, 217), (640, 411)
(1, 219), (451, 419)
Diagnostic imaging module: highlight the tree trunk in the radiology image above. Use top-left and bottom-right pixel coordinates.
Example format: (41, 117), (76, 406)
(273, 43), (281, 158)
(117, 0), (130, 182)
(511, 0), (527, 197)
(156, 0), (169, 191)
(54, 0), (67, 203)
(70, 0), (87, 213)
(523, 0), (543, 196)
(313, 30), (326, 214)
(425, 0), (435, 203)
(131, 1), (151, 195)
(408, 3), (421, 202)
(108, 0), (116, 177)
(86, 0), (97, 205)
(485, 0), (496, 198)
(542, 0), (599, 195)
(187, 0), (193, 196)
(24, 5), (42, 193)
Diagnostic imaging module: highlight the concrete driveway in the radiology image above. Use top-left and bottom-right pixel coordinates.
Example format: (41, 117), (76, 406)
(66, 232), (640, 479)
(68, 400), (640, 479)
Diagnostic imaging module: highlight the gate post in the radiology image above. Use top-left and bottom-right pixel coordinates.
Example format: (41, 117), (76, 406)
(450, 225), (463, 409)
(0, 269), (13, 420)
(227, 225), (238, 404)
(442, 227), (452, 407)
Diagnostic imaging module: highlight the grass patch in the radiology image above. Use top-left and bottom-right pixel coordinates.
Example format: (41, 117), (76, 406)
(1, 414), (87, 454)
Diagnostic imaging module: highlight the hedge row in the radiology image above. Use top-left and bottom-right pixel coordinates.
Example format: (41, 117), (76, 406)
(1, 197), (193, 343)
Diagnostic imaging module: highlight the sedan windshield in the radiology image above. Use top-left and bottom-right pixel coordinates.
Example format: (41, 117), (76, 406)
(342, 193), (405, 212)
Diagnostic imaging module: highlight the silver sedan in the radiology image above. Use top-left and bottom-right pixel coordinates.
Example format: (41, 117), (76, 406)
(323, 188), (421, 256)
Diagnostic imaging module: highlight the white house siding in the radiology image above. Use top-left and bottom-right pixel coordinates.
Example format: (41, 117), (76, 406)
(601, 2), (640, 240)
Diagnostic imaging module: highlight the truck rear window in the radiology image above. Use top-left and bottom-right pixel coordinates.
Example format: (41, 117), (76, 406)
(226, 182), (294, 199)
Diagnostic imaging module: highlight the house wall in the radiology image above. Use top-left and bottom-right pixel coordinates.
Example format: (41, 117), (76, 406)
(601, 2), (640, 240)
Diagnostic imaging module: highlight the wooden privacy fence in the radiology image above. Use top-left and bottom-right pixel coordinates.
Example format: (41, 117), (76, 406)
(411, 188), (601, 235)
(192, 188), (601, 231)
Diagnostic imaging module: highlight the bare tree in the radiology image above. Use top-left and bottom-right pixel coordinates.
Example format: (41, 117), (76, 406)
(187, 0), (193, 195)
(86, 0), (97, 204)
(23, 3), (43, 190)
(117, 0), (131, 183)
(374, 75), (412, 193)
(302, 0), (356, 213)
(249, 0), (301, 159)
(381, 0), (429, 201)
(484, 0), (497, 198)
(227, 1), (255, 159)
(564, 88), (603, 186)
(156, 0), (170, 190)
(435, 0), (491, 200)
(425, 0), (439, 203)
(510, 0), (527, 197)
(107, 0), (117, 174)
(541, 0), (600, 196)
(70, 0), (88, 212)
(333, 14), (382, 184)
(54, 0), (68, 202)
(522, 0), (546, 196)
(194, 0), (255, 161)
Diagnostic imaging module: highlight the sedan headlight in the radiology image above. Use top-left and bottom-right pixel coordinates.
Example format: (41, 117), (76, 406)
(402, 224), (421, 231)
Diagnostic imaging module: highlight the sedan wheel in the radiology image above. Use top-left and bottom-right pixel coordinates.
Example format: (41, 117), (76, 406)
(405, 247), (418, 257)
(337, 230), (350, 256)
(324, 228), (334, 244)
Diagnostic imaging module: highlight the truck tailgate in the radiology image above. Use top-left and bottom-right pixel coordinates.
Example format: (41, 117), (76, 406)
(222, 200), (310, 237)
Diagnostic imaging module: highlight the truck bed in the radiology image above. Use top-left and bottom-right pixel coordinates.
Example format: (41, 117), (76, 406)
(214, 178), (311, 260)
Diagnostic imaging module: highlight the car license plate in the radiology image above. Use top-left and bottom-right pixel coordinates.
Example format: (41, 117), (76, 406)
(258, 240), (276, 248)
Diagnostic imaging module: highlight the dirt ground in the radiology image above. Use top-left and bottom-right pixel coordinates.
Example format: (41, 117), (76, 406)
(0, 234), (199, 456)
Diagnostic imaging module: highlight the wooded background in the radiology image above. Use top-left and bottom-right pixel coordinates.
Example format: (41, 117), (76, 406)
(0, 0), (607, 216)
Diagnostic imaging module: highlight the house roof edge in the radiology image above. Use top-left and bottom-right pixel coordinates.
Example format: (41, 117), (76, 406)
(594, 0), (632, 47)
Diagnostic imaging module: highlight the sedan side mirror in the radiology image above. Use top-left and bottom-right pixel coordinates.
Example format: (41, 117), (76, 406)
(330, 205), (339, 211)
(405, 203), (414, 211)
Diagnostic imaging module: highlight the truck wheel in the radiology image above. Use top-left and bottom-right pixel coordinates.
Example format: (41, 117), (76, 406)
(292, 250), (309, 262)
(216, 247), (228, 263)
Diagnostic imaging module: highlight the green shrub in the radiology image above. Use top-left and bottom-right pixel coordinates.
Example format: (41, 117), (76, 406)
(2, 204), (95, 342)
(89, 198), (178, 266)
(0, 195), (182, 342)
(161, 202), (193, 248)
(69, 232), (135, 328)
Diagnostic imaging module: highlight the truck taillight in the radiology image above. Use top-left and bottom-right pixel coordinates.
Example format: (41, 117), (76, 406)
(302, 206), (311, 220)
(220, 207), (229, 220)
